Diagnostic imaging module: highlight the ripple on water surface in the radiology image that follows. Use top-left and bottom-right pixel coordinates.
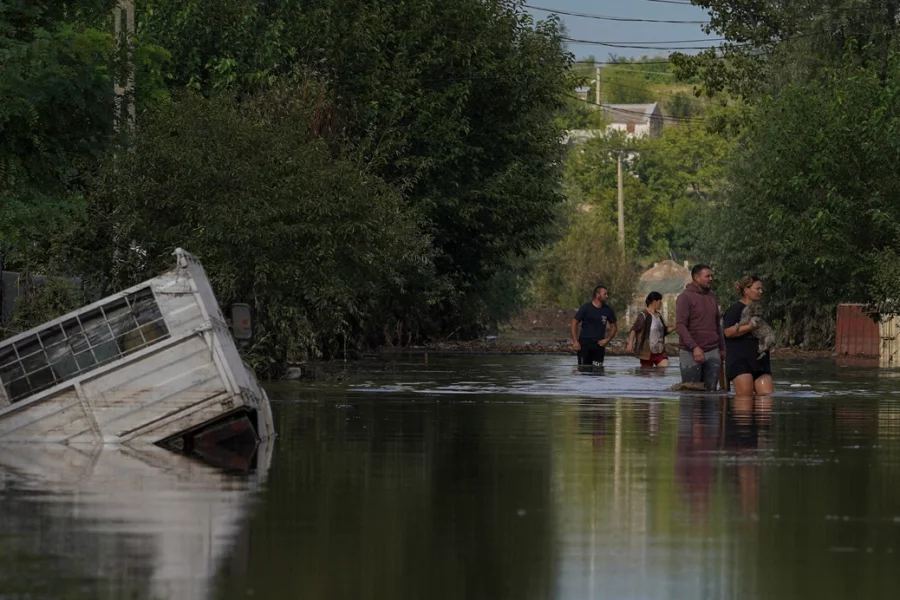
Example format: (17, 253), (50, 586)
(2, 355), (900, 600)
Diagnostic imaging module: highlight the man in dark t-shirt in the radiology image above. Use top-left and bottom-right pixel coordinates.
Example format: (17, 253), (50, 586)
(571, 286), (618, 367)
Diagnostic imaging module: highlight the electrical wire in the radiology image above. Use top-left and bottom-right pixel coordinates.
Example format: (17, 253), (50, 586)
(524, 4), (709, 24)
(563, 37), (723, 50)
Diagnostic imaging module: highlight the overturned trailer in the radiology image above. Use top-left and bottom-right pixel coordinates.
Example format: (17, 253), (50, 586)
(0, 249), (274, 451)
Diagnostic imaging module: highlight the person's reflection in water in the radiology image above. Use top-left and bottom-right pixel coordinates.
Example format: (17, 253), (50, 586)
(676, 396), (774, 523)
(647, 402), (659, 442)
(676, 398), (720, 523)
(726, 395), (773, 519)
(576, 402), (615, 448)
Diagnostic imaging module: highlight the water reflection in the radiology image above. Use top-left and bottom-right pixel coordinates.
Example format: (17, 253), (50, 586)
(213, 399), (556, 600)
(2, 357), (900, 599)
(0, 441), (270, 599)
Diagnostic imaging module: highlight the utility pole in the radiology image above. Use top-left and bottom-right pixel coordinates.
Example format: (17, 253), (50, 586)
(617, 151), (625, 252)
(114, 1), (136, 130)
(595, 65), (601, 105)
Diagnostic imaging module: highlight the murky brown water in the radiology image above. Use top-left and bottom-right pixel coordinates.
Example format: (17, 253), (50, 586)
(2, 355), (900, 599)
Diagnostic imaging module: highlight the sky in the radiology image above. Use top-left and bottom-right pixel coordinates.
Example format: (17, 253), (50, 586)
(523, 0), (717, 62)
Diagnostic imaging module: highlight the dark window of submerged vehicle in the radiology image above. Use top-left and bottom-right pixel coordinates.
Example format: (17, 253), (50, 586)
(0, 287), (169, 403)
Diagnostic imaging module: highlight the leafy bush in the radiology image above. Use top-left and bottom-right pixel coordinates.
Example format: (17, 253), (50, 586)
(533, 212), (636, 316)
(871, 248), (900, 317)
(700, 62), (900, 347)
(1, 276), (85, 339)
(67, 80), (432, 376)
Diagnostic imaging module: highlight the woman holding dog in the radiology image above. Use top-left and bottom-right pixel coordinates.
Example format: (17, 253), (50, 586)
(723, 275), (774, 396)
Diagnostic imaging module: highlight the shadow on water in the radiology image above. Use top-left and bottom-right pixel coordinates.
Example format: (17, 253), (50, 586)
(3, 355), (900, 599)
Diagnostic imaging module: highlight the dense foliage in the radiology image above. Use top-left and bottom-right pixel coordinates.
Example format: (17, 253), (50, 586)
(1, 0), (573, 372)
(0, 1), (116, 269)
(532, 212), (637, 316)
(137, 0), (571, 331)
(65, 84), (430, 374)
(675, 0), (900, 342)
(700, 62), (900, 344)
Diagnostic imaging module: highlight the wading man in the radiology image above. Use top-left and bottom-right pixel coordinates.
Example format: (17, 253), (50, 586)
(571, 286), (617, 367)
(676, 264), (725, 390)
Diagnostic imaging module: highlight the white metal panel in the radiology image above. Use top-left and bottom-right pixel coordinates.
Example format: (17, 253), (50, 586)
(120, 393), (234, 444)
(0, 388), (98, 443)
(156, 293), (205, 334)
(176, 250), (271, 438)
(80, 335), (228, 440)
(0, 247), (275, 444)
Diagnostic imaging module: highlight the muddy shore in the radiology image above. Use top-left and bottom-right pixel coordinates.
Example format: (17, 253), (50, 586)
(374, 306), (834, 359)
(375, 339), (834, 359)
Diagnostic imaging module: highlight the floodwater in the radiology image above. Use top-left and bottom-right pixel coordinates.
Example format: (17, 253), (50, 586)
(2, 355), (900, 599)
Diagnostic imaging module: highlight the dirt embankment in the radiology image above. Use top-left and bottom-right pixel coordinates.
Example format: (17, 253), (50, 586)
(377, 306), (834, 358)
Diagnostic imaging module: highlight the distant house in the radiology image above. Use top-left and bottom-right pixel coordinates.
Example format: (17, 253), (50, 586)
(563, 102), (664, 146)
(574, 86), (591, 101)
(626, 260), (691, 327)
(602, 103), (663, 139)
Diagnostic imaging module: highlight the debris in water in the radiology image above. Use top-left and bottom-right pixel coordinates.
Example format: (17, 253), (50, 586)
(668, 382), (707, 392)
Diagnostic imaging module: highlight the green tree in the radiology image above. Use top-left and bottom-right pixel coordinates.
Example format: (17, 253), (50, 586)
(564, 131), (669, 261)
(0, 1), (116, 270)
(0, 0), (168, 273)
(533, 213), (636, 315)
(673, 1), (900, 99)
(136, 0), (573, 335)
(870, 248), (900, 315)
(634, 118), (733, 261)
(68, 81), (432, 375)
(700, 61), (900, 346)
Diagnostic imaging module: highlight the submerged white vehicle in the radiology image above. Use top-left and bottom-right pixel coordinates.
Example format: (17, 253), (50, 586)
(0, 249), (274, 455)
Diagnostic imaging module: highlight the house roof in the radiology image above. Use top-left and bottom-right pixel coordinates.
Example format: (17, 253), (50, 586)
(640, 260), (690, 282)
(633, 260), (691, 297)
(636, 278), (687, 297)
(602, 103), (660, 125)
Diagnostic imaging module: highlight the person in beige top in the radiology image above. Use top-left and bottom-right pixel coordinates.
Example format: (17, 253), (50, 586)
(626, 291), (677, 367)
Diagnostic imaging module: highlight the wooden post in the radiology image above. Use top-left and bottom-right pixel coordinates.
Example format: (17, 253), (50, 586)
(617, 152), (625, 251)
(114, 1), (135, 130)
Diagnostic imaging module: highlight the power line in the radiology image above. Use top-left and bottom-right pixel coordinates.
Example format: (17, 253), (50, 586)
(524, 4), (709, 24)
(565, 21), (900, 53)
(563, 37), (723, 50)
(568, 36), (725, 45)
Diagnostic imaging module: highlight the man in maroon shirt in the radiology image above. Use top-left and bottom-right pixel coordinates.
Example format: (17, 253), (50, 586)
(676, 264), (726, 391)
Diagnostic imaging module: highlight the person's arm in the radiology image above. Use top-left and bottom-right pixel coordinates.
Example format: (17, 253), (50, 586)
(666, 321), (677, 334)
(625, 313), (645, 352)
(724, 321), (755, 338)
(625, 329), (637, 353)
(717, 308), (726, 354)
(600, 310), (618, 347)
(570, 318), (581, 350)
(600, 322), (617, 346)
(675, 294), (696, 350)
(725, 314), (760, 339)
